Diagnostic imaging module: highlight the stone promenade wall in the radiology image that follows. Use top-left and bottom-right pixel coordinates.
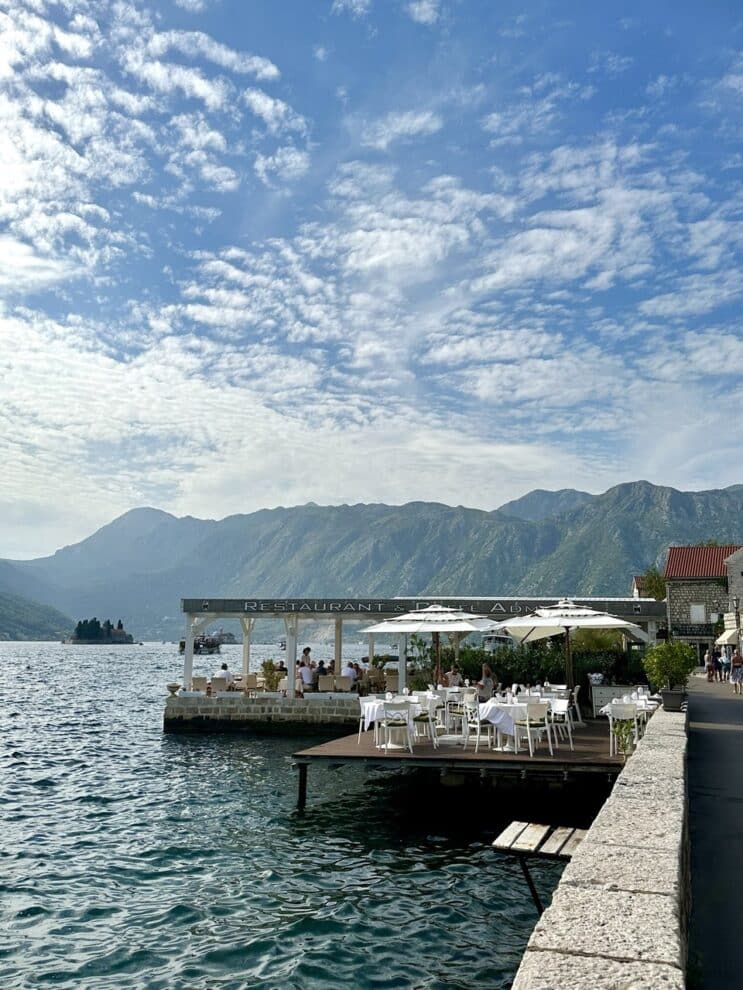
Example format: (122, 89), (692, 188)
(164, 693), (359, 734)
(512, 707), (689, 990)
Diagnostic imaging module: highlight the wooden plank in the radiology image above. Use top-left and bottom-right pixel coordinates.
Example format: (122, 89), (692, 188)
(559, 829), (588, 858)
(492, 821), (529, 850)
(511, 823), (551, 852)
(540, 826), (575, 856)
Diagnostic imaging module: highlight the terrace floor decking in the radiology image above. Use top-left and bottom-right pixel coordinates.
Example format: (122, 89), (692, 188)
(292, 719), (623, 806)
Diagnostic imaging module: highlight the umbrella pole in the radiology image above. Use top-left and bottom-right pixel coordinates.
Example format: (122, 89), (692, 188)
(433, 631), (441, 686)
(565, 626), (575, 691)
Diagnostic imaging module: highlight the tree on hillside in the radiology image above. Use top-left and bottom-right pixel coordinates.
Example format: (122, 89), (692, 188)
(641, 564), (666, 601)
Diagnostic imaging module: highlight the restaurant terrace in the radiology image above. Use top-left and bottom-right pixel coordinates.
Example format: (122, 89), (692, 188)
(180, 595), (665, 695)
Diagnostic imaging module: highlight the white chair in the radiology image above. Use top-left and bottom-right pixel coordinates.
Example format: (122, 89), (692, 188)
(462, 695), (494, 753)
(412, 696), (439, 749)
(334, 676), (353, 692)
(357, 696), (381, 744)
(210, 677), (227, 693)
(549, 699), (574, 751)
(191, 676), (208, 693)
(514, 702), (554, 757)
(379, 700), (413, 754)
(608, 702), (639, 756)
(570, 684), (584, 726)
(448, 687), (477, 735)
(318, 674), (334, 692)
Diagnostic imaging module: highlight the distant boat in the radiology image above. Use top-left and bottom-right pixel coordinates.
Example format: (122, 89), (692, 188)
(211, 627), (237, 645)
(178, 635), (221, 655)
(279, 638), (286, 651)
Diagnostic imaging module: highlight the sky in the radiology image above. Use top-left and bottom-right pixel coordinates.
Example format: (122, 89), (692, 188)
(1, 0), (742, 558)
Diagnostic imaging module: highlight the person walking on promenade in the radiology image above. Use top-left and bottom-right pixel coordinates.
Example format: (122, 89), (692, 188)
(704, 649), (715, 683)
(731, 648), (743, 695)
(721, 647), (731, 682)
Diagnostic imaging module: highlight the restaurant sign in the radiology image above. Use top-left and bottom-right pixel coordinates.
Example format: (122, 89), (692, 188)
(182, 596), (665, 619)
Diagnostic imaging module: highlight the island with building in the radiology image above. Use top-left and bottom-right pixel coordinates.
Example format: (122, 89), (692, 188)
(68, 617), (135, 644)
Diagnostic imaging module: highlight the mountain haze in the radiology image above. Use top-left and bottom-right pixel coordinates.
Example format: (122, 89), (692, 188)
(1, 481), (741, 639)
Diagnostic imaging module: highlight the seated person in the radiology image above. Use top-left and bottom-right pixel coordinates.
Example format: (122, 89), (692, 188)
(445, 665), (463, 687)
(299, 660), (315, 692)
(214, 661), (235, 689)
(276, 660), (287, 674)
(341, 661), (357, 684)
(316, 659), (327, 678)
(476, 663), (495, 702)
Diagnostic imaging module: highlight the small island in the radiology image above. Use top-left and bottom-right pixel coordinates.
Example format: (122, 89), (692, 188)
(68, 617), (135, 644)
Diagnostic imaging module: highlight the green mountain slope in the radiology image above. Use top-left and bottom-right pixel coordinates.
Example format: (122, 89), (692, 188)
(3, 481), (742, 639)
(498, 488), (594, 521)
(0, 592), (73, 641)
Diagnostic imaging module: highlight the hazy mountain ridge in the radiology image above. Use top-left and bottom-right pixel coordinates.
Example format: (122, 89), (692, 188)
(1, 481), (742, 639)
(498, 488), (594, 521)
(0, 592), (73, 641)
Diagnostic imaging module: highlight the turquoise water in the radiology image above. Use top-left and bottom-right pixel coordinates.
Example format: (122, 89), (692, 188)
(0, 642), (566, 989)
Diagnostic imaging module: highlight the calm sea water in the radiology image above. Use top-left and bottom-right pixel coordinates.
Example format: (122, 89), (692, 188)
(0, 642), (565, 989)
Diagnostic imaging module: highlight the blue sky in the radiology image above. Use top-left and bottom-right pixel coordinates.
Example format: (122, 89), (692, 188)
(1, 0), (742, 557)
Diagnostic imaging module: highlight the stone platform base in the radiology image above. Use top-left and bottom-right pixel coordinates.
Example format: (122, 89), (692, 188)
(164, 693), (359, 735)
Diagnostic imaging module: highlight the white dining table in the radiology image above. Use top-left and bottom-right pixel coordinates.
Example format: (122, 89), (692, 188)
(478, 699), (529, 739)
(361, 696), (424, 732)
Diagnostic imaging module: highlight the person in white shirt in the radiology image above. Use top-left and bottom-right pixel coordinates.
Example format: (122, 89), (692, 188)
(341, 661), (357, 683)
(299, 661), (314, 692)
(214, 662), (235, 688)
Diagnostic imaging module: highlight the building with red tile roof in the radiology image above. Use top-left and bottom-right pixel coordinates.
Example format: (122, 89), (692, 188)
(663, 544), (743, 659)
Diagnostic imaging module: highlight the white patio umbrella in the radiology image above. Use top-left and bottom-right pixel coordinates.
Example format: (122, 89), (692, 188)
(361, 605), (500, 684)
(491, 599), (650, 690)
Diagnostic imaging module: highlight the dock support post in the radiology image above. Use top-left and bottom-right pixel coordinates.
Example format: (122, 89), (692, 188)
(334, 617), (343, 674)
(297, 763), (308, 810)
(518, 855), (544, 915)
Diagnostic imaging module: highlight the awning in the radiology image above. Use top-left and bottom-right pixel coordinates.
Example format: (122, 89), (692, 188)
(716, 628), (739, 645)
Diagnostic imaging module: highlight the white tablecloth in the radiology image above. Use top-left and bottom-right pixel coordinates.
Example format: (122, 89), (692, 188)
(362, 697), (423, 731)
(478, 700), (529, 737)
(599, 698), (658, 717)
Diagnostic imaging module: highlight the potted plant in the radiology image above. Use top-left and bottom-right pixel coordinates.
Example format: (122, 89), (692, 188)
(642, 640), (697, 711)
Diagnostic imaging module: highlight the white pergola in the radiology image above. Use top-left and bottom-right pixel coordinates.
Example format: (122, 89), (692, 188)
(179, 596), (666, 694)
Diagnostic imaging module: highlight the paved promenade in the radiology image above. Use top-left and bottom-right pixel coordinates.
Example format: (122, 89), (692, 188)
(688, 676), (743, 988)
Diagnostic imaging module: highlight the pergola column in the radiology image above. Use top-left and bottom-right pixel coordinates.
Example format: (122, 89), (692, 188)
(285, 615), (299, 698)
(183, 614), (211, 688)
(334, 617), (343, 674)
(183, 614), (195, 689)
(240, 617), (255, 681)
(367, 634), (375, 682)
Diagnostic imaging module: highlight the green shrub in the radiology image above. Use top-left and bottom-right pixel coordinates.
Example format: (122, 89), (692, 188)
(642, 640), (697, 691)
(261, 659), (281, 692)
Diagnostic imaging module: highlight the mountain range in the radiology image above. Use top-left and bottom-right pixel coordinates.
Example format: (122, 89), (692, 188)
(1, 480), (742, 640)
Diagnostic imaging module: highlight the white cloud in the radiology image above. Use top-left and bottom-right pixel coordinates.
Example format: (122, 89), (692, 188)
(254, 145), (310, 184)
(332, 0), (372, 16)
(244, 88), (307, 135)
(360, 109), (443, 150)
(406, 1), (440, 25)
(148, 30), (279, 81)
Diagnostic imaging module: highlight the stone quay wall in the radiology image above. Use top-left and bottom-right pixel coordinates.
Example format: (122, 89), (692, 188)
(164, 693), (359, 734)
(512, 706), (689, 990)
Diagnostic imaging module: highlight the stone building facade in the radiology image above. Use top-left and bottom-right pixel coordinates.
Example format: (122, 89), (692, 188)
(664, 545), (742, 659)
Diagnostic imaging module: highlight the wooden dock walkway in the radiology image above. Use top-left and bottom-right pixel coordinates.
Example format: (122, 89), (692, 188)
(292, 719), (622, 807)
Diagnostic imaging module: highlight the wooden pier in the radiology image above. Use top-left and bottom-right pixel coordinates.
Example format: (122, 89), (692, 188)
(292, 719), (622, 808)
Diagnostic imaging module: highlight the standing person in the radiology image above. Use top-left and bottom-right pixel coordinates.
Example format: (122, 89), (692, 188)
(704, 649), (715, 683)
(713, 647), (723, 683)
(721, 647), (731, 682)
(731, 649), (743, 695)
(476, 663), (495, 702)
